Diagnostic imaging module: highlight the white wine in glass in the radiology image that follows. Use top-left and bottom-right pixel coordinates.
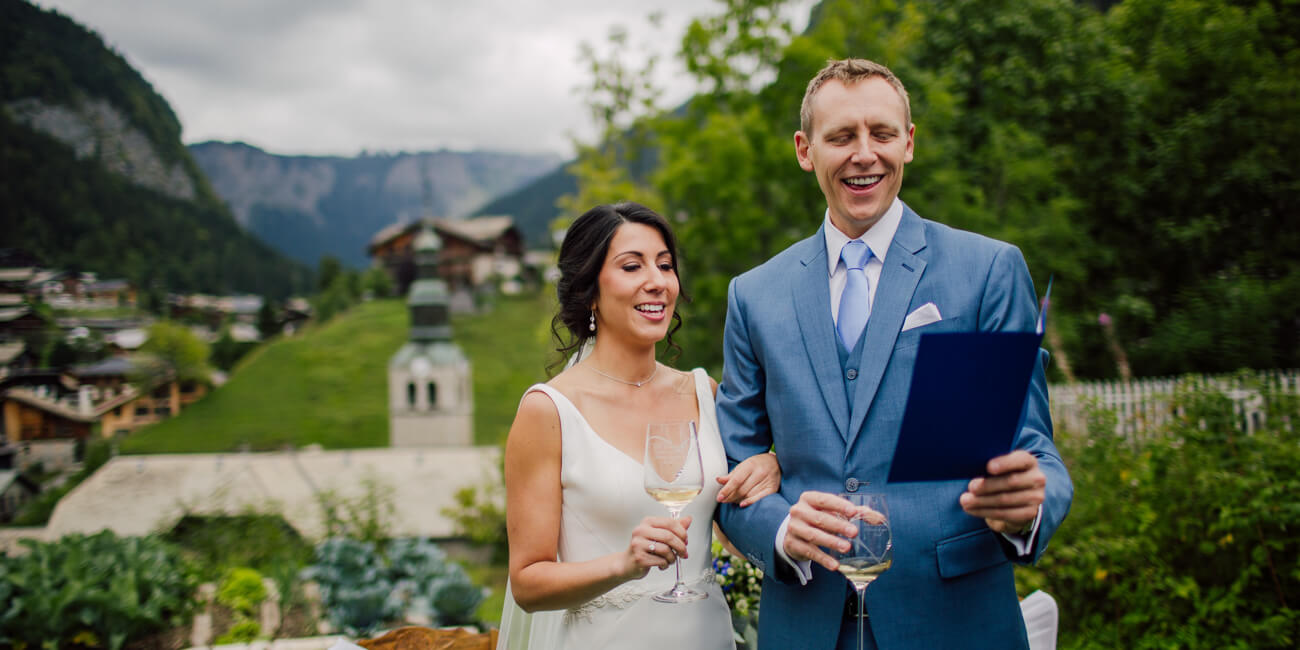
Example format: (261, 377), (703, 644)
(834, 492), (892, 650)
(644, 420), (706, 603)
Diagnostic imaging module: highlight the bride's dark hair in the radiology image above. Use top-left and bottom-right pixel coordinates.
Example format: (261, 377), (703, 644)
(549, 202), (688, 374)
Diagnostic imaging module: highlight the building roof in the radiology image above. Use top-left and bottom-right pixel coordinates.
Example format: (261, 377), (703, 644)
(0, 306), (32, 322)
(70, 356), (137, 378)
(107, 328), (148, 350)
(0, 341), (26, 365)
(2, 384), (140, 422)
(0, 268), (36, 283)
(389, 341), (467, 369)
(44, 446), (501, 540)
(0, 470), (37, 495)
(438, 215), (514, 243)
(368, 216), (517, 253)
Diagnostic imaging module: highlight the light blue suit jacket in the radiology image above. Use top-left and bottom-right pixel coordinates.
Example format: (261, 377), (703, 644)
(716, 205), (1072, 649)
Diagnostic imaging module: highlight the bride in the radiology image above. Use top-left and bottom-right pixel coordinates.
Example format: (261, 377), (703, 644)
(498, 203), (779, 649)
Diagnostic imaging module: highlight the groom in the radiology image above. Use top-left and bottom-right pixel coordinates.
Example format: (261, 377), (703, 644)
(715, 58), (1073, 649)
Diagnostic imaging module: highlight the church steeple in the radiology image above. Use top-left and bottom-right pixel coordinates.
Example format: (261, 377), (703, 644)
(407, 224), (451, 342)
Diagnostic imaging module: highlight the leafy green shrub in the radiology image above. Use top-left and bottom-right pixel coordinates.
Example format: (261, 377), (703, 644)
(316, 477), (396, 548)
(302, 537), (486, 636)
(1019, 375), (1300, 648)
(214, 567), (266, 642)
(217, 567), (267, 617)
(164, 513), (313, 582)
(215, 620), (261, 644)
(0, 531), (199, 650)
(441, 480), (507, 563)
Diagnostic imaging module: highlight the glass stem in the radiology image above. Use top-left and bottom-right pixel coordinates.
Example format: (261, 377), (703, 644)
(672, 511), (684, 589)
(856, 585), (866, 650)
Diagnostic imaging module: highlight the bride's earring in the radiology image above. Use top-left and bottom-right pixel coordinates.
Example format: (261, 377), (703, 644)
(589, 311), (596, 332)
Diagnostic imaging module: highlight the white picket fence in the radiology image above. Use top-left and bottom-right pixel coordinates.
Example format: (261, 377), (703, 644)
(1049, 369), (1300, 437)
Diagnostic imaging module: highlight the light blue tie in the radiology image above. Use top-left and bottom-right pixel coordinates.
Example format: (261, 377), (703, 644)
(837, 240), (873, 350)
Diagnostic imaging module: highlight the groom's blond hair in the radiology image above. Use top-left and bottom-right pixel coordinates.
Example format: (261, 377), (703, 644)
(799, 58), (911, 134)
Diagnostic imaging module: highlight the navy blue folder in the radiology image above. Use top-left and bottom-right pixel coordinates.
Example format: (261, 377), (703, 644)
(885, 331), (1042, 482)
(887, 282), (1052, 483)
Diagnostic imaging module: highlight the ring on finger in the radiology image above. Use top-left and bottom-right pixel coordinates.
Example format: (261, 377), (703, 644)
(647, 542), (657, 554)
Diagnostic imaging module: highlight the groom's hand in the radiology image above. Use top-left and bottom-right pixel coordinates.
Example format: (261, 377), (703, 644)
(960, 450), (1045, 534)
(784, 491), (859, 572)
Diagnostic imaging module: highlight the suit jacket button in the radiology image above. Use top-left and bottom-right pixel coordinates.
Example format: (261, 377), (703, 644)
(845, 477), (860, 492)
(846, 368), (858, 380)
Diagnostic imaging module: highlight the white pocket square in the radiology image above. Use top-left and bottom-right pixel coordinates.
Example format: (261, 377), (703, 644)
(902, 302), (943, 332)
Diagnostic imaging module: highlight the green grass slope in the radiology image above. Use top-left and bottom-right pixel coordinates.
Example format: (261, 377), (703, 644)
(121, 291), (554, 454)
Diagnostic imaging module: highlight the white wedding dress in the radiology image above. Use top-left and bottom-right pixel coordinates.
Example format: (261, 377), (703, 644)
(496, 367), (735, 650)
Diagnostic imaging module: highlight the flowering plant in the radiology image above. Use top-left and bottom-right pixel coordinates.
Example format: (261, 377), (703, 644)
(712, 539), (762, 647)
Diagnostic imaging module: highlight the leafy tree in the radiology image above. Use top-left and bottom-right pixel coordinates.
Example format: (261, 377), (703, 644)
(557, 22), (667, 224)
(564, 0), (1299, 377)
(361, 265), (394, 298)
(136, 320), (211, 385)
(257, 296), (279, 340)
(318, 255), (344, 294)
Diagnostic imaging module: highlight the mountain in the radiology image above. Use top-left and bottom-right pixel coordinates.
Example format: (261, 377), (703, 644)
(0, 0), (311, 298)
(189, 142), (562, 267)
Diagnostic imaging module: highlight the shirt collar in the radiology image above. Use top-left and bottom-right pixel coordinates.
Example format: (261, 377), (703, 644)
(823, 197), (904, 276)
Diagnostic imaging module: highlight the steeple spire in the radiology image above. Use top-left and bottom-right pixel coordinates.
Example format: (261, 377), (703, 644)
(407, 224), (451, 342)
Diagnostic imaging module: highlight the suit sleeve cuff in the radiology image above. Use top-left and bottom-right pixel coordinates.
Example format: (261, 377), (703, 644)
(776, 514), (814, 585)
(999, 504), (1043, 556)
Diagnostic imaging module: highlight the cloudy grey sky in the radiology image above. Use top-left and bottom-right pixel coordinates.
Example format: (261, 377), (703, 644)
(36, 0), (813, 158)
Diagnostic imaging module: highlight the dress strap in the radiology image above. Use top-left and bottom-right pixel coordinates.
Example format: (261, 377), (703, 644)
(690, 368), (720, 439)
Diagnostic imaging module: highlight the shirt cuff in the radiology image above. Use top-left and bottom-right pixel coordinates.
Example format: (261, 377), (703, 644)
(775, 514), (814, 585)
(999, 504), (1043, 556)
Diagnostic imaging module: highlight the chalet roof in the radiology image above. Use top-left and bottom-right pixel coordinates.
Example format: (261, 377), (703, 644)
(439, 215), (514, 242)
(30, 269), (68, 285)
(55, 317), (150, 331)
(70, 357), (137, 378)
(367, 215), (517, 253)
(2, 384), (140, 422)
(107, 328), (148, 349)
(0, 470), (38, 496)
(0, 341), (25, 365)
(0, 306), (32, 323)
(0, 268), (36, 283)
(44, 446), (501, 540)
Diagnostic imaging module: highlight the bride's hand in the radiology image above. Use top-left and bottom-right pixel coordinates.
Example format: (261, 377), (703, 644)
(716, 451), (781, 507)
(623, 515), (692, 579)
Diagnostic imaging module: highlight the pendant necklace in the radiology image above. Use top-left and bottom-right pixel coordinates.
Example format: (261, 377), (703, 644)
(586, 362), (658, 388)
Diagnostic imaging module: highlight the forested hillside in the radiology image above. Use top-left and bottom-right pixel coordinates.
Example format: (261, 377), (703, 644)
(0, 0), (310, 298)
(565, 0), (1299, 379)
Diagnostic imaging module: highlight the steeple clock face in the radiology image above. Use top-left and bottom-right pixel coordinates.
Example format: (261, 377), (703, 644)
(410, 357), (432, 379)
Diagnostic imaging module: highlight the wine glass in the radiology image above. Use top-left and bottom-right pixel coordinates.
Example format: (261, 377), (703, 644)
(834, 492), (892, 650)
(643, 420), (706, 603)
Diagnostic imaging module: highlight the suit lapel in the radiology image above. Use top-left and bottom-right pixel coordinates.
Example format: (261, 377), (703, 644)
(846, 206), (928, 448)
(793, 227), (850, 440)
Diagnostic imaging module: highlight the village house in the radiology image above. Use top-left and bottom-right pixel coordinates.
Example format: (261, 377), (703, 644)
(367, 215), (527, 302)
(0, 357), (206, 471)
(81, 278), (137, 308)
